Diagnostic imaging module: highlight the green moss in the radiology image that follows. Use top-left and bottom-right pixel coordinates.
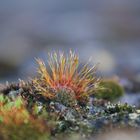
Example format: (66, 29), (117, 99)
(55, 88), (77, 107)
(95, 80), (124, 101)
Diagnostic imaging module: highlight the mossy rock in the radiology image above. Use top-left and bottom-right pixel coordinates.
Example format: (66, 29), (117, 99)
(95, 80), (124, 101)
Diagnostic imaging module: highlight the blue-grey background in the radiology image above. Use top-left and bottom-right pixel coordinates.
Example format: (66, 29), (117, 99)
(0, 0), (140, 82)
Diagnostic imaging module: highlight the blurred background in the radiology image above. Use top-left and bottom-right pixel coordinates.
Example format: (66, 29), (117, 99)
(1, 1), (140, 139)
(0, 0), (140, 83)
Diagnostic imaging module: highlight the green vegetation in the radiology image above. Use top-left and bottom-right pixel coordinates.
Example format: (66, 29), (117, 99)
(0, 95), (49, 140)
(95, 80), (124, 101)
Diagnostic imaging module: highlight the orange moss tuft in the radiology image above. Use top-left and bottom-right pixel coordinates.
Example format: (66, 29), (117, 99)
(33, 51), (100, 102)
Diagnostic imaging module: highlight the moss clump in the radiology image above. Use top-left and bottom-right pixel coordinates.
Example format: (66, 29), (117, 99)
(0, 95), (49, 140)
(95, 80), (124, 101)
(33, 51), (100, 104)
(55, 88), (77, 107)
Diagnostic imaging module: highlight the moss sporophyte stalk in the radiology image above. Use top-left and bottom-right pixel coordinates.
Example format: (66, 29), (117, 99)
(33, 51), (100, 105)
